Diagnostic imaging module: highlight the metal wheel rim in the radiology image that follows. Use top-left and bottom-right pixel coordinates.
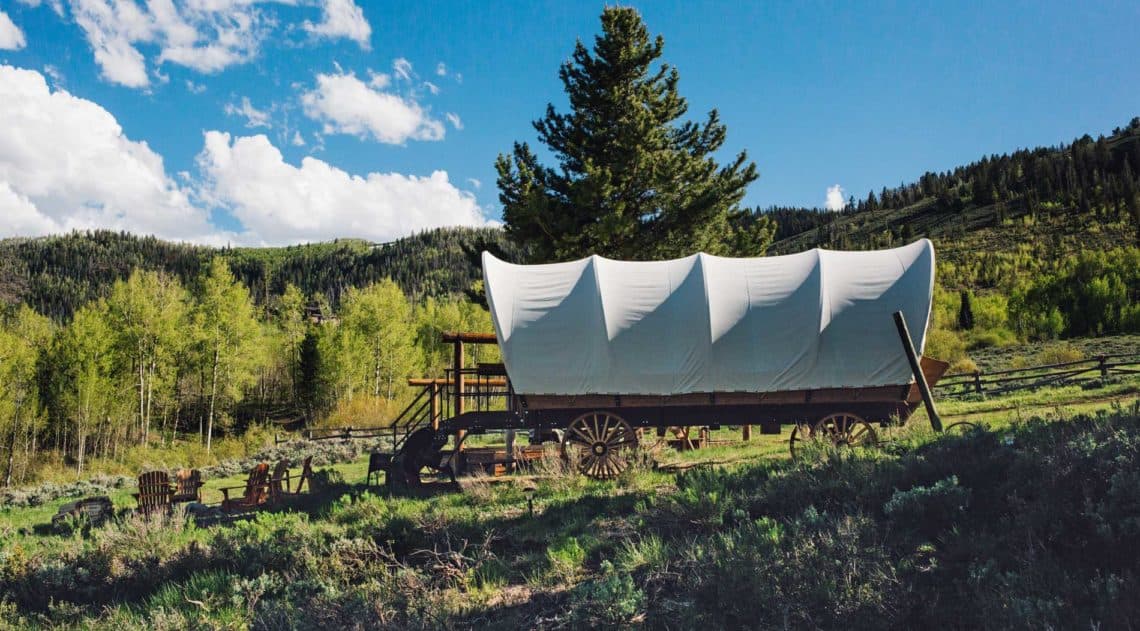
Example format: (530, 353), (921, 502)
(561, 411), (639, 479)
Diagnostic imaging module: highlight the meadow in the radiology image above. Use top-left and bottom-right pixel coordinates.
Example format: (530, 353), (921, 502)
(2, 367), (1139, 629)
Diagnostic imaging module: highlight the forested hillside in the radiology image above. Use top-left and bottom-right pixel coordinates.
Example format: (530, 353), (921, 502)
(0, 227), (518, 320)
(767, 117), (1140, 258)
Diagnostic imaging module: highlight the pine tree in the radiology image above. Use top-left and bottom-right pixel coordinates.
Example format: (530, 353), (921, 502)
(958, 290), (975, 330)
(496, 6), (760, 261)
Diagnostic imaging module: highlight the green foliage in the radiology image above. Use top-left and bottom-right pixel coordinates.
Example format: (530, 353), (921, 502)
(333, 280), (421, 403)
(496, 6), (763, 261)
(569, 560), (645, 627)
(1010, 248), (1140, 339)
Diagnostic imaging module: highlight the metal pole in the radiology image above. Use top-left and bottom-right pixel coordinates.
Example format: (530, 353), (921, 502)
(893, 311), (943, 432)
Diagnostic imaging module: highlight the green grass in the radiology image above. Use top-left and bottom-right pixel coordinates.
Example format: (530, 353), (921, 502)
(4, 375), (1140, 628)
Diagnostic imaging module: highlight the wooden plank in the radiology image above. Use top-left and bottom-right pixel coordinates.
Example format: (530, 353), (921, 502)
(442, 331), (498, 344)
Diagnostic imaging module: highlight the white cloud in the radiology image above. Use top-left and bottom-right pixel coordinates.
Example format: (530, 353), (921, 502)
(196, 131), (489, 245)
(68, 0), (277, 87)
(825, 184), (846, 211)
(303, 0), (370, 48)
(300, 69), (445, 144)
(445, 112), (462, 130)
(0, 11), (27, 50)
(435, 62), (446, 76)
(291, 131), (305, 146)
(224, 96), (271, 128)
(0, 65), (223, 242)
(392, 57), (412, 81)
(466, 177), (481, 190)
(185, 79), (206, 93)
(422, 80), (439, 95)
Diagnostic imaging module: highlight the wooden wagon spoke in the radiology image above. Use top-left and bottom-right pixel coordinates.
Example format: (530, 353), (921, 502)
(561, 411), (639, 480)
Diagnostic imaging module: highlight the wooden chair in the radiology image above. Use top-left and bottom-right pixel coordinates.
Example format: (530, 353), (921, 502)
(268, 460), (292, 503)
(219, 463), (270, 512)
(366, 452), (388, 486)
(172, 469), (204, 503)
(293, 456), (313, 494)
(134, 471), (174, 515)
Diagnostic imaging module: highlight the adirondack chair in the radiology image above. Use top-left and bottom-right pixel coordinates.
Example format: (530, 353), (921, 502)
(294, 456), (313, 494)
(172, 469), (204, 503)
(268, 460), (292, 503)
(133, 471), (174, 515)
(366, 452), (387, 486)
(219, 463), (270, 512)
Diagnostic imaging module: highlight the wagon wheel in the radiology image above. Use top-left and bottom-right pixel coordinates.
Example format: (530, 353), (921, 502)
(944, 421), (980, 435)
(789, 413), (877, 458)
(788, 422), (815, 459)
(816, 412), (878, 450)
(561, 411), (639, 479)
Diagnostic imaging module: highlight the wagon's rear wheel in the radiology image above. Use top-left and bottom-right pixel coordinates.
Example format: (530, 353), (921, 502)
(561, 411), (639, 479)
(789, 413), (878, 458)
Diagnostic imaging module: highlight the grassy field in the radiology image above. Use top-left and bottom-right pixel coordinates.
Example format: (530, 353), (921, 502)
(2, 372), (1140, 629)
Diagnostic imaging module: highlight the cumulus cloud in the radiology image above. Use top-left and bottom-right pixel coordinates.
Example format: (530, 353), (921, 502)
(825, 184), (846, 211)
(0, 65), (222, 242)
(303, 0), (370, 48)
(67, 0), (273, 87)
(0, 10), (27, 50)
(196, 131), (488, 245)
(66, 0), (370, 88)
(300, 69), (445, 144)
(291, 131), (305, 146)
(224, 96), (271, 128)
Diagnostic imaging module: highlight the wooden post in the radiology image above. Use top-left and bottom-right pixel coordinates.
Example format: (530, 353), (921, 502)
(742, 425), (752, 441)
(973, 371), (983, 394)
(893, 311), (943, 432)
(430, 382), (439, 431)
(1098, 355), (1109, 379)
(454, 339), (465, 450)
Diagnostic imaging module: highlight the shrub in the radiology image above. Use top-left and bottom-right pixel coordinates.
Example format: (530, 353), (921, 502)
(569, 560), (645, 627)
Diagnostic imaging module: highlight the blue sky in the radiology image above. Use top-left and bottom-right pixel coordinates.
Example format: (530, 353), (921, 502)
(0, 0), (1137, 245)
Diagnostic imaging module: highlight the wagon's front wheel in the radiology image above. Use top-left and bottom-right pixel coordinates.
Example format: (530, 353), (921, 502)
(561, 411), (639, 479)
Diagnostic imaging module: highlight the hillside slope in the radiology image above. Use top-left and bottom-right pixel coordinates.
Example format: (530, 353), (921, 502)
(0, 227), (518, 319)
(768, 118), (1140, 276)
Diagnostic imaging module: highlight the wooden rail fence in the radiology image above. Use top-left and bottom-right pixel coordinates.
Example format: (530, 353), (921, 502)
(935, 353), (1140, 398)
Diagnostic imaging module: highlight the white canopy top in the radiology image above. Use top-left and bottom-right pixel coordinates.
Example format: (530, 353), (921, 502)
(482, 239), (935, 396)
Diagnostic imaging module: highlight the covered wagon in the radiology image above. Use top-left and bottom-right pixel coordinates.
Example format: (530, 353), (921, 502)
(373, 239), (949, 482)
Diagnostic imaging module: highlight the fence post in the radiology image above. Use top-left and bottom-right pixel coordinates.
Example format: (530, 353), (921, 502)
(973, 371), (983, 394)
(1099, 355), (1109, 379)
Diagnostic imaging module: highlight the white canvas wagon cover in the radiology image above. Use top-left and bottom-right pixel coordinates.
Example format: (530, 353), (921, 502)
(482, 239), (935, 396)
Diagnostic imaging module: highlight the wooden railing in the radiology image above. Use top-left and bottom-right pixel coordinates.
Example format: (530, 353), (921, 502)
(934, 353), (1140, 398)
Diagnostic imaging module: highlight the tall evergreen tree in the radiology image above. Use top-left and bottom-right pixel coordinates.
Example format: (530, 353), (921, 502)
(496, 7), (762, 261)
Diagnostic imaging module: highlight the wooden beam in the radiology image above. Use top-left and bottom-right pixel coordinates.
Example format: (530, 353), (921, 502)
(407, 377), (508, 387)
(442, 331), (498, 344)
(893, 311), (942, 432)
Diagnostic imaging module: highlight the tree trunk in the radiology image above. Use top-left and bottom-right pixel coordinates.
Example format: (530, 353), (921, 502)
(206, 344), (219, 453)
(3, 411), (18, 488)
(138, 356), (146, 445)
(144, 358), (156, 445)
